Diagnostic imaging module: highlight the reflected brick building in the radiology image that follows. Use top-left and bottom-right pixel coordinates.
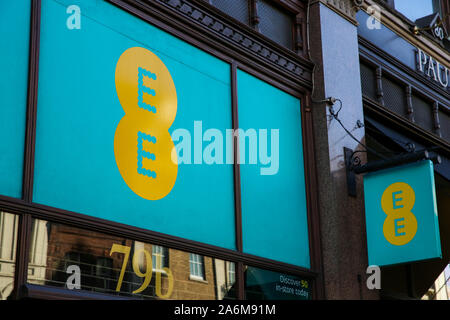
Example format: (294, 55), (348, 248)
(26, 220), (235, 299)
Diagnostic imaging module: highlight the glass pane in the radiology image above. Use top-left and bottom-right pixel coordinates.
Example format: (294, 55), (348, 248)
(28, 219), (236, 300)
(0, 211), (19, 300)
(33, 0), (235, 250)
(0, 1), (30, 198)
(258, 0), (293, 48)
(227, 262), (236, 285)
(189, 253), (205, 279)
(237, 69), (310, 268)
(210, 0), (249, 25)
(244, 266), (312, 300)
(152, 245), (166, 271)
(394, 0), (441, 21)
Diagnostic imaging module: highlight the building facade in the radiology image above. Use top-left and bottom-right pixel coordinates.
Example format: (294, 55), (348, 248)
(0, 0), (448, 300)
(356, 0), (449, 299)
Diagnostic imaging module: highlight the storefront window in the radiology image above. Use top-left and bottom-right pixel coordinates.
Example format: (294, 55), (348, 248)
(237, 69), (310, 268)
(28, 219), (236, 300)
(244, 266), (312, 300)
(0, 1), (31, 198)
(0, 211), (18, 300)
(34, 0), (236, 251)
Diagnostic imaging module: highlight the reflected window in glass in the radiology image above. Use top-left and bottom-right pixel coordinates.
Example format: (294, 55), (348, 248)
(189, 253), (205, 280)
(152, 245), (167, 271)
(0, 211), (18, 300)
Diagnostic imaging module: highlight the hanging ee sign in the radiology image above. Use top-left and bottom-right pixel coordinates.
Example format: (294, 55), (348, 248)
(363, 160), (442, 266)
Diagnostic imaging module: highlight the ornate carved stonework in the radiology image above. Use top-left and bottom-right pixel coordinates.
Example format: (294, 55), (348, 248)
(320, 0), (360, 25)
(152, 0), (313, 83)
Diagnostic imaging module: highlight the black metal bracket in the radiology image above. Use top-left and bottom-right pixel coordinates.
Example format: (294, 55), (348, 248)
(344, 147), (442, 197)
(345, 147), (358, 197)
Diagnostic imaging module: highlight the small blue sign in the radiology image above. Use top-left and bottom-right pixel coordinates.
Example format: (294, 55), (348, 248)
(364, 160), (442, 266)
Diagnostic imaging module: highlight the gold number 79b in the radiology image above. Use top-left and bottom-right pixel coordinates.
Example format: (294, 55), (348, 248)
(110, 243), (174, 297)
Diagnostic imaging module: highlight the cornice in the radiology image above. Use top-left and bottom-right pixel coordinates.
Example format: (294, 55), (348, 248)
(133, 0), (314, 87)
(362, 0), (450, 69)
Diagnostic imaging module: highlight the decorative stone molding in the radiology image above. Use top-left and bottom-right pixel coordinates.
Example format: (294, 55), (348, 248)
(153, 0), (312, 82)
(319, 0), (360, 25)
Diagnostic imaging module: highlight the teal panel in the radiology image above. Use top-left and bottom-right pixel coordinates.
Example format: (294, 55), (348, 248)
(33, 0), (235, 249)
(237, 70), (310, 268)
(364, 160), (442, 266)
(0, 1), (31, 198)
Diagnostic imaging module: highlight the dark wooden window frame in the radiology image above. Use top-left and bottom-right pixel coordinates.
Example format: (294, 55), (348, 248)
(198, 0), (308, 55)
(2, 0), (324, 300)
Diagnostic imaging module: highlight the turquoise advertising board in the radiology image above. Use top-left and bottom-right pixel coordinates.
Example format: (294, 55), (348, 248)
(364, 160), (442, 266)
(238, 71), (310, 268)
(0, 1), (31, 198)
(25, 0), (309, 267)
(34, 0), (235, 250)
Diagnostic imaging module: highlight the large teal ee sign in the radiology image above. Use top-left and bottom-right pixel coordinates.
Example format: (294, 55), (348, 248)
(364, 160), (442, 266)
(0, 0), (310, 268)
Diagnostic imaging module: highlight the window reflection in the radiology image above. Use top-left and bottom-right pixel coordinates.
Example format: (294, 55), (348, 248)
(0, 211), (18, 300)
(227, 261), (236, 286)
(189, 253), (205, 280)
(422, 264), (450, 300)
(152, 245), (167, 271)
(28, 219), (236, 299)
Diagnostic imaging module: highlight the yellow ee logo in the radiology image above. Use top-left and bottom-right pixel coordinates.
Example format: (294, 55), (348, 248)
(114, 47), (178, 200)
(381, 182), (418, 246)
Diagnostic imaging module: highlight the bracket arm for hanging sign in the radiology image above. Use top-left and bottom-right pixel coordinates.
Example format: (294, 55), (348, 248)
(344, 148), (441, 197)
